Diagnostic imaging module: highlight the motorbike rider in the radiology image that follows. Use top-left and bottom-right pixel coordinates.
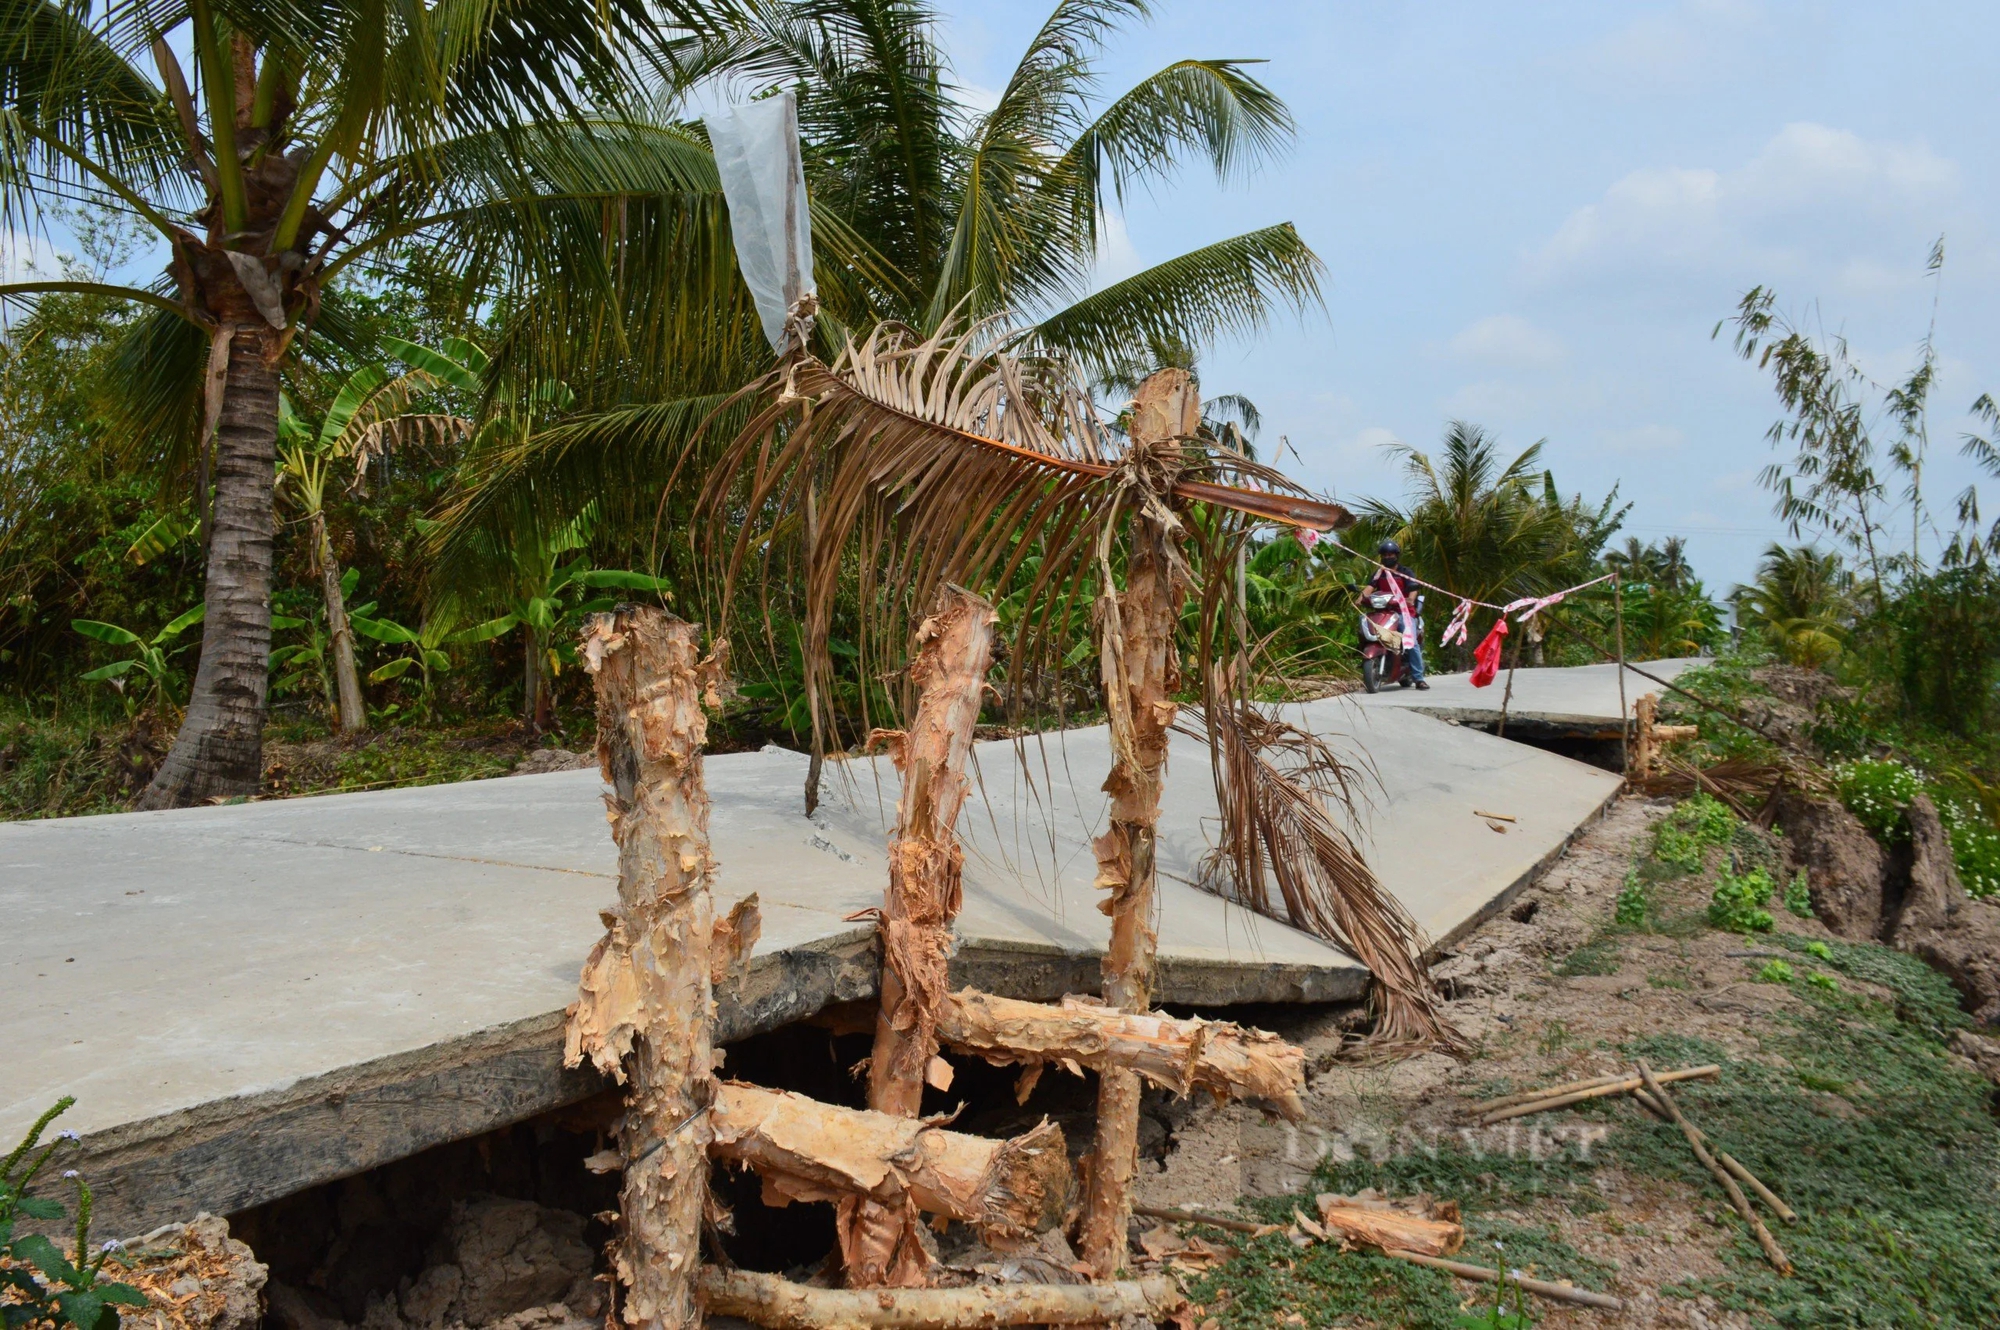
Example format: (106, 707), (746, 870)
(1363, 540), (1429, 689)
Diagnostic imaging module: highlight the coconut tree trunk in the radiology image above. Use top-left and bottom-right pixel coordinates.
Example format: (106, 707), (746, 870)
(840, 587), (997, 1288)
(1078, 370), (1198, 1280)
(313, 514), (367, 735)
(563, 607), (727, 1330)
(137, 329), (279, 809)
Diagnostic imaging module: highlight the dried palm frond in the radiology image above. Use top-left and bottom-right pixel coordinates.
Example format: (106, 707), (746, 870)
(1190, 700), (1465, 1057)
(690, 317), (1346, 760)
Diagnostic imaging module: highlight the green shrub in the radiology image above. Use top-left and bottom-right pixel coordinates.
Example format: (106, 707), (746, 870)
(1804, 971), (1837, 992)
(1653, 793), (1738, 872)
(1709, 866), (1776, 934)
(1614, 870), (1649, 927)
(1834, 758), (1922, 842)
(1805, 940), (1832, 961)
(1755, 959), (1794, 984)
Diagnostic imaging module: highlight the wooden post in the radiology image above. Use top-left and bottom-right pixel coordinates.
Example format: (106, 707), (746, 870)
(1613, 571), (1629, 774)
(563, 607), (728, 1330)
(1079, 369), (1197, 1280)
(842, 587), (998, 1287)
(1632, 693), (1658, 780)
(1496, 625), (1522, 739)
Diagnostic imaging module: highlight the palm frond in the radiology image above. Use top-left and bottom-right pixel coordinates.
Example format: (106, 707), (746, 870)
(1027, 223), (1324, 376)
(1193, 700), (1463, 1055)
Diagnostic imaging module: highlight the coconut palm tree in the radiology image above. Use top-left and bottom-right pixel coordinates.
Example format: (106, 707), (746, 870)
(1354, 422), (1623, 667)
(432, 0), (1325, 559)
(0, 0), (677, 805)
(1732, 542), (1851, 667)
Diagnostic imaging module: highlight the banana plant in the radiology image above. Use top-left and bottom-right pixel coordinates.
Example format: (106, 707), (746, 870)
(455, 505), (673, 730)
(270, 570), (377, 720)
(72, 605), (205, 717)
(276, 340), (478, 734)
(350, 611), (461, 723)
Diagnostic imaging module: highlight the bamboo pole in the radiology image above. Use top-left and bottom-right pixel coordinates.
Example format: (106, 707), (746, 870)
(1630, 1089), (1797, 1222)
(843, 587), (998, 1287)
(1636, 1062), (1791, 1274)
(1496, 627), (1522, 738)
(697, 1268), (1183, 1329)
(564, 607), (729, 1330)
(1079, 369), (1198, 1280)
(1475, 1065), (1720, 1124)
(1383, 1252), (1626, 1312)
(1613, 571), (1629, 775)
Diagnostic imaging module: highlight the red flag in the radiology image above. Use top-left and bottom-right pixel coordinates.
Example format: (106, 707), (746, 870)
(1470, 616), (1509, 688)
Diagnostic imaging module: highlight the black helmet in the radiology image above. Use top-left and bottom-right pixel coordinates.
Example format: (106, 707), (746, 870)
(1378, 539), (1402, 558)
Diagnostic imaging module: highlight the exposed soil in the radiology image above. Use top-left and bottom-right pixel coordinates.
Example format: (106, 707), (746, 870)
(1133, 795), (2000, 1327)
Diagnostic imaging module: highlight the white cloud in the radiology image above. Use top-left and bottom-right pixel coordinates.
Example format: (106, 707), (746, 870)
(1599, 424), (1686, 454)
(1529, 122), (1959, 286)
(1448, 314), (1565, 370)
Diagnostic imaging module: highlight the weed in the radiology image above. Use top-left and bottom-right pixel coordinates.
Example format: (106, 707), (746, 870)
(1648, 970), (1691, 990)
(1536, 1021), (1572, 1056)
(1754, 959), (1794, 984)
(1654, 793), (1738, 873)
(1804, 972), (1837, 992)
(1708, 866), (1776, 934)
(1804, 940), (1832, 961)
(1614, 870), (1649, 928)
(1835, 758), (1922, 843)
(1784, 871), (1814, 917)
(2, 1098), (148, 1330)
(1556, 936), (1622, 977)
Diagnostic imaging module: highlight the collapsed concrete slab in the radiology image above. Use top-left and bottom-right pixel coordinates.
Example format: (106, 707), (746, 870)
(1353, 658), (1703, 739)
(5, 697), (1620, 1234)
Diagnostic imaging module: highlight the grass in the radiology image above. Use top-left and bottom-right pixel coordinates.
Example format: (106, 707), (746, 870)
(1184, 790), (2000, 1328)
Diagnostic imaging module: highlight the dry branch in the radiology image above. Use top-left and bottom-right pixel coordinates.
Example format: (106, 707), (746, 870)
(1636, 1062), (1792, 1275)
(1079, 369), (1197, 1280)
(1382, 1252), (1626, 1312)
(708, 1082), (1069, 1252)
(1630, 1089), (1798, 1223)
(696, 1267), (1184, 1329)
(844, 587), (998, 1287)
(563, 607), (728, 1330)
(937, 990), (1306, 1118)
(1474, 1065), (1720, 1123)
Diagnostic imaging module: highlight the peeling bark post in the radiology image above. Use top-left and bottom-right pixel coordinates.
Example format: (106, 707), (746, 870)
(842, 587), (998, 1286)
(709, 1083), (1068, 1245)
(564, 607), (729, 1330)
(1080, 369), (1199, 1279)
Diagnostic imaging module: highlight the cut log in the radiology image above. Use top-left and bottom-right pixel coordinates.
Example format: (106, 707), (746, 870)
(563, 608), (729, 1330)
(708, 1082), (1069, 1252)
(697, 1267), (1184, 1329)
(938, 990), (1306, 1119)
(845, 587), (997, 1287)
(1313, 1197), (1464, 1258)
(1080, 368), (1198, 1280)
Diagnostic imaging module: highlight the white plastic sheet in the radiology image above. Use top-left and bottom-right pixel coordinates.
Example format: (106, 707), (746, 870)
(708, 92), (815, 355)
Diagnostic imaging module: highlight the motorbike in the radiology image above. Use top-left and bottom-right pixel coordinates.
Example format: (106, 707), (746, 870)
(1358, 590), (1424, 693)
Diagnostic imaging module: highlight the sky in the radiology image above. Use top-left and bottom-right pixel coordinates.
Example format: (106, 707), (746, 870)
(938, 0), (2000, 591)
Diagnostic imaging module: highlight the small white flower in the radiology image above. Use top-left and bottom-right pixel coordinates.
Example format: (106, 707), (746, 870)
(61, 1169), (79, 1179)
(56, 1130), (79, 1142)
(100, 1240), (122, 1253)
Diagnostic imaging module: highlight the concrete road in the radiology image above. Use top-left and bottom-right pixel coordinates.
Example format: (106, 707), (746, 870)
(1353, 658), (1705, 731)
(5, 702), (1618, 1231)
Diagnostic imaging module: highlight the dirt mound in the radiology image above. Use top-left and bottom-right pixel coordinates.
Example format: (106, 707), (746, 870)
(1777, 791), (2000, 1026)
(106, 1214), (268, 1330)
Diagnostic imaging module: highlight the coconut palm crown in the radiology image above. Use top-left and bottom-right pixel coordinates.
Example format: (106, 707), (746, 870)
(0, 0), (678, 805)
